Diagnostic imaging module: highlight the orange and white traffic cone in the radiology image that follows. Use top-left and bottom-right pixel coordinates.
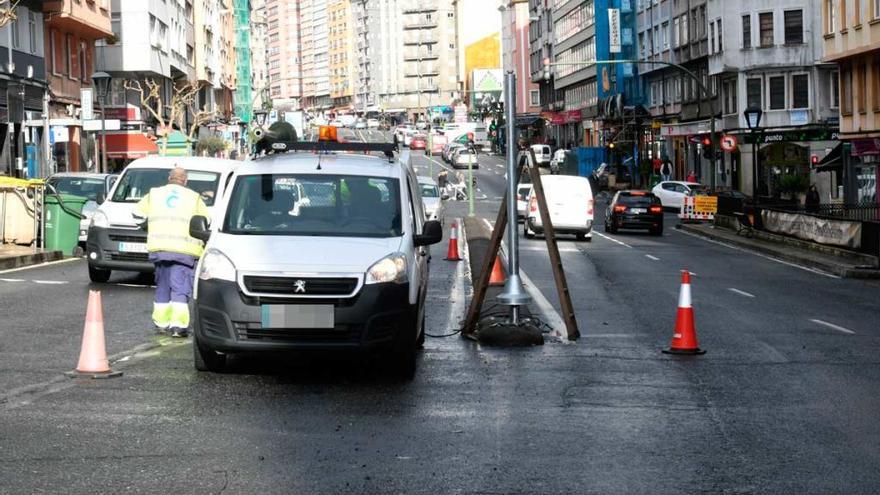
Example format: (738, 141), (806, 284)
(445, 222), (461, 261)
(662, 270), (706, 355)
(66, 290), (122, 378)
(488, 255), (506, 286)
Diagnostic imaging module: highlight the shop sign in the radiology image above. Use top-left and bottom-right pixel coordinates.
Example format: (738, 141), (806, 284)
(103, 106), (141, 121)
(51, 126), (69, 143)
(564, 110), (582, 123)
(762, 210), (862, 249)
(608, 9), (621, 54)
(80, 88), (94, 121)
(693, 196), (718, 215)
(745, 127), (840, 144)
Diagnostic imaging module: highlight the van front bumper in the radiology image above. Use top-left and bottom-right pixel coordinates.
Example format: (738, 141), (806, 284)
(194, 279), (416, 353)
(86, 226), (154, 272)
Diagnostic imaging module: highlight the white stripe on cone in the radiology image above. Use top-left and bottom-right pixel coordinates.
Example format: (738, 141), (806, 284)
(678, 282), (692, 308)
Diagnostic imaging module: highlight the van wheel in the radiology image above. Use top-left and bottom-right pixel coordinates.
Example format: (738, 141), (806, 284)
(576, 233), (591, 242)
(391, 329), (417, 379)
(88, 265), (111, 283)
(193, 335), (227, 372)
(650, 227), (663, 236)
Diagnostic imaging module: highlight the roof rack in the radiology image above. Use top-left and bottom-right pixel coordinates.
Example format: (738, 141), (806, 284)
(256, 139), (397, 160)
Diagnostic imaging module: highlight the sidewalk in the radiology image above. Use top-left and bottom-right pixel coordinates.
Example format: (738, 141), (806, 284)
(0, 245), (64, 271)
(677, 221), (880, 279)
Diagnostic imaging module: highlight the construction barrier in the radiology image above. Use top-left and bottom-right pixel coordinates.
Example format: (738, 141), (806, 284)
(679, 195), (718, 221)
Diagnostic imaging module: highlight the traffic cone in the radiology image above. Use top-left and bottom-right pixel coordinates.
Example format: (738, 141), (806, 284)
(488, 255), (506, 285)
(445, 222), (461, 261)
(66, 290), (122, 378)
(662, 270), (706, 355)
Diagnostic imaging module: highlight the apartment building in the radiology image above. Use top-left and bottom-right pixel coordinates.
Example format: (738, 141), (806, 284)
(266, 0), (301, 109)
(300, 0), (331, 112)
(823, 0), (880, 205)
(193, 0), (223, 116)
(501, 0), (540, 119)
(250, 0), (269, 112)
(233, 0), (252, 124)
(329, 0), (356, 112)
(43, 0), (112, 173)
(707, 0), (837, 197)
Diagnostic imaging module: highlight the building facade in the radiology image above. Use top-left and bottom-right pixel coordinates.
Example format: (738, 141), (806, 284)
(250, 0), (268, 113)
(266, 0), (301, 109)
(823, 0), (880, 206)
(43, 0), (112, 174)
(502, 1), (540, 119)
(300, 0), (331, 113)
(329, 0), (355, 113)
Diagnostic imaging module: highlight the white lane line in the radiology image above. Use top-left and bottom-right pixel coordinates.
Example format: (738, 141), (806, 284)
(809, 318), (856, 335)
(645, 254), (660, 261)
(33, 280), (69, 285)
(676, 228), (841, 279)
(507, 252), (570, 343)
(0, 278), (25, 282)
(593, 231), (633, 248)
(424, 155), (457, 174)
(482, 218), (494, 230)
(727, 288), (755, 298)
(0, 257), (80, 275)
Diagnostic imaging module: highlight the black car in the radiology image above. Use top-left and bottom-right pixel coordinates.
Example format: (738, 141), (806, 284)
(604, 190), (664, 235)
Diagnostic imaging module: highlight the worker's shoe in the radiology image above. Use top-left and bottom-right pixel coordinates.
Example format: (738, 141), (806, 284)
(170, 328), (189, 338)
(154, 326), (170, 336)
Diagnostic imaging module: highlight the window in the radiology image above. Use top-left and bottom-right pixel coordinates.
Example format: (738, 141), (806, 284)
(662, 21), (669, 49)
(857, 64), (868, 112)
(28, 11), (37, 54)
(759, 12), (774, 47)
(875, 0), (880, 20)
(51, 29), (63, 75)
(769, 76), (785, 109)
(830, 70), (840, 109)
(874, 63), (880, 110)
(791, 74), (809, 109)
(841, 67), (853, 114)
(709, 21), (715, 53)
(10, 17), (19, 48)
(717, 19), (723, 52)
(723, 79), (738, 114)
(529, 89), (540, 106)
(826, 0), (837, 33)
(742, 15), (751, 49)
(747, 77), (762, 108)
(784, 10), (803, 44)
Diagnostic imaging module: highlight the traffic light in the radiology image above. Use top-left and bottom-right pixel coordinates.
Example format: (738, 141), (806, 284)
(701, 137), (714, 160)
(608, 142), (616, 150)
(811, 155), (819, 165)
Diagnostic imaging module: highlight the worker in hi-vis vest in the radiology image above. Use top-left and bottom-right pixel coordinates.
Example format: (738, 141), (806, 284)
(134, 167), (209, 338)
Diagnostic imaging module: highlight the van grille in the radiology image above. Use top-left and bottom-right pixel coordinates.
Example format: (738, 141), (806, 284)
(109, 252), (150, 262)
(242, 276), (359, 297)
(109, 233), (146, 243)
(234, 322), (360, 343)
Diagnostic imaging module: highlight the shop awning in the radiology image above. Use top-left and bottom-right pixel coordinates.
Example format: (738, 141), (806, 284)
(102, 133), (159, 159)
(815, 143), (841, 172)
(515, 115), (542, 127)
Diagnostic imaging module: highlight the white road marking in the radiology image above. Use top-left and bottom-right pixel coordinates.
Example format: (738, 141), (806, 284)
(482, 218), (494, 231)
(676, 228), (841, 279)
(0, 257), (80, 275)
(727, 288), (755, 298)
(584, 334), (642, 338)
(513, 257), (570, 343)
(424, 155), (457, 174)
(520, 246), (578, 253)
(33, 280), (68, 285)
(0, 278), (25, 282)
(809, 318), (855, 335)
(645, 254), (660, 261)
(593, 231), (633, 248)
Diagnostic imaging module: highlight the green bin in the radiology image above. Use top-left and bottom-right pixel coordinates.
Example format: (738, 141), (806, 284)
(44, 194), (88, 256)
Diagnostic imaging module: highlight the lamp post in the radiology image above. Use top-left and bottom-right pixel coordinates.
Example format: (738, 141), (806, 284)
(744, 105), (763, 199)
(91, 71), (112, 174)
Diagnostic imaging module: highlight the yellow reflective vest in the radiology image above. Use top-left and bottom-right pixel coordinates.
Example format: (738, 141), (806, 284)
(135, 184), (210, 258)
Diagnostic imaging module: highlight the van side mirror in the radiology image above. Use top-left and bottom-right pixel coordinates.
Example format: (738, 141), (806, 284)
(414, 220), (442, 246)
(96, 192), (106, 205)
(189, 215), (211, 242)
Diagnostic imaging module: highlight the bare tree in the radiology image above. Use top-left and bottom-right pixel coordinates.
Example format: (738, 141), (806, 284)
(125, 79), (214, 155)
(0, 1), (21, 29)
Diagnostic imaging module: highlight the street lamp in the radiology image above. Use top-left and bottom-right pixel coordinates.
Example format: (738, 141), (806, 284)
(91, 71), (112, 174)
(744, 105), (763, 199)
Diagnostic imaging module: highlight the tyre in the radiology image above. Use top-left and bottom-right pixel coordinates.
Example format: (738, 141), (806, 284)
(416, 305), (426, 349)
(391, 334), (417, 380)
(576, 232), (586, 241)
(88, 265), (111, 283)
(193, 334), (227, 372)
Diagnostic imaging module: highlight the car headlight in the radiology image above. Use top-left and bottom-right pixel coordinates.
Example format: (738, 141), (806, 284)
(198, 249), (236, 282)
(90, 210), (109, 228)
(365, 253), (407, 285)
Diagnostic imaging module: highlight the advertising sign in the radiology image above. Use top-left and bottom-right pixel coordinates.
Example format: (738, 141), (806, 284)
(608, 9), (621, 54)
(80, 88), (94, 121)
(761, 210), (863, 249)
(693, 196), (718, 215)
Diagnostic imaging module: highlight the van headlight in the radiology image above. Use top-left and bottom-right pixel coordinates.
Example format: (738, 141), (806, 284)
(198, 249), (236, 282)
(90, 210), (109, 228)
(365, 253), (407, 285)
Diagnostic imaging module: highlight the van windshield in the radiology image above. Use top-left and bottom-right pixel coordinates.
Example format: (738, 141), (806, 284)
(223, 174), (402, 238)
(111, 169), (220, 205)
(47, 177), (106, 202)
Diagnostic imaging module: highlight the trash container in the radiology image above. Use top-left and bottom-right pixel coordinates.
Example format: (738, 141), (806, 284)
(44, 194), (88, 256)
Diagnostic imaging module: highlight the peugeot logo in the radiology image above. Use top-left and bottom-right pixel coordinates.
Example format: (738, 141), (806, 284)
(293, 280), (307, 294)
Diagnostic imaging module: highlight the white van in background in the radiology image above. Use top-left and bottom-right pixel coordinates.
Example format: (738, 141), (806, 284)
(441, 122), (489, 149)
(530, 144), (552, 167)
(523, 175), (594, 241)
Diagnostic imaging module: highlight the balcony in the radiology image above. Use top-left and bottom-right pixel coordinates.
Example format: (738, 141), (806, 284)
(403, 21), (438, 30)
(403, 53), (439, 62)
(402, 7), (438, 14)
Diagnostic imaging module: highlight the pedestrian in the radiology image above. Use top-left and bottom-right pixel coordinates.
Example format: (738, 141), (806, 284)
(437, 169), (448, 190)
(661, 158), (673, 181)
(135, 167), (210, 338)
(805, 184), (821, 212)
(686, 170), (697, 183)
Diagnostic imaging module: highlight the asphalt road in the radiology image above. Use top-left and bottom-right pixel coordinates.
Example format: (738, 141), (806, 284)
(1, 149), (879, 493)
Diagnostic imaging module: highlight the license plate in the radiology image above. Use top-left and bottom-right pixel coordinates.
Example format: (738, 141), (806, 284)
(631, 208), (647, 214)
(118, 242), (148, 253)
(261, 305), (335, 329)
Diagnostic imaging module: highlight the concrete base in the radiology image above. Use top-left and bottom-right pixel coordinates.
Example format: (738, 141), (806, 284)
(475, 321), (544, 347)
(0, 249), (64, 270)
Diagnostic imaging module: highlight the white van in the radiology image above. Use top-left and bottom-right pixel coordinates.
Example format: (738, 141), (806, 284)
(523, 175), (594, 241)
(531, 144), (552, 166)
(86, 156), (240, 283)
(187, 139), (443, 377)
(442, 122), (489, 149)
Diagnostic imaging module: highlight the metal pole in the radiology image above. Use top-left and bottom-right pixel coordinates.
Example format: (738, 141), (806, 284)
(467, 156), (474, 217)
(99, 97), (107, 174)
(504, 71), (520, 324)
(752, 134), (758, 199)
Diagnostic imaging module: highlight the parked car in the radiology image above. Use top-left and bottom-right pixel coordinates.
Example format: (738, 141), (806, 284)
(354, 119), (367, 129)
(452, 147), (479, 169)
(523, 175), (594, 241)
(46, 172), (118, 247)
(409, 134), (427, 150)
(86, 157), (240, 283)
(443, 142), (465, 163)
(367, 118), (380, 128)
(418, 175), (442, 221)
(189, 134), (443, 377)
(429, 134), (448, 156)
(549, 149), (567, 174)
(403, 129), (417, 147)
(530, 144), (552, 167)
(604, 190), (664, 236)
(651, 181), (708, 210)
(516, 172), (533, 221)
